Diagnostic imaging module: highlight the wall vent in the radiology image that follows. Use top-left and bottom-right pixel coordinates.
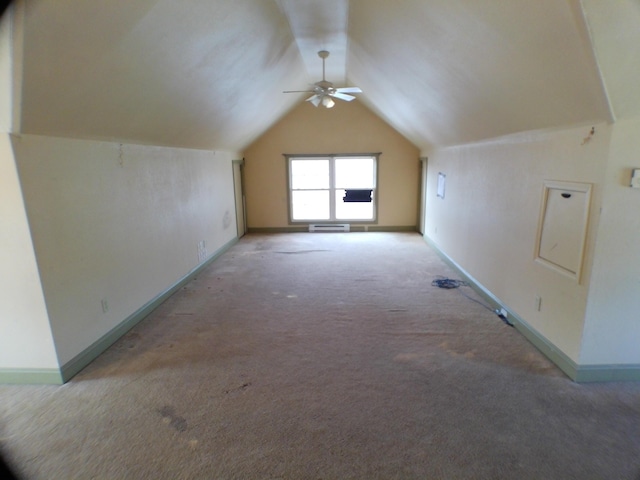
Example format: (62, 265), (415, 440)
(308, 223), (350, 232)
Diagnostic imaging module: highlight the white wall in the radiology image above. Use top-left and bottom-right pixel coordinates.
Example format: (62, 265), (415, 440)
(424, 123), (610, 362)
(0, 134), (58, 370)
(575, 0), (640, 366)
(580, 116), (640, 365)
(0, 9), (58, 372)
(12, 135), (237, 366)
(421, 0), (640, 369)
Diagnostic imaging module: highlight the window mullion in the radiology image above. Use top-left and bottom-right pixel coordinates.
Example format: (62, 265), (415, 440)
(328, 156), (336, 221)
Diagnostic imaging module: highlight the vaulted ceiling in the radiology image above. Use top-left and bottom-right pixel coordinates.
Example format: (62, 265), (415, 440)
(10, 0), (636, 153)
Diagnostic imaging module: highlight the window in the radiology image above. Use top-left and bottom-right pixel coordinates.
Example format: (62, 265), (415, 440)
(287, 154), (378, 223)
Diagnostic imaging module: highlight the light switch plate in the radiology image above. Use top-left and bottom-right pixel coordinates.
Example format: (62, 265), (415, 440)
(631, 169), (640, 188)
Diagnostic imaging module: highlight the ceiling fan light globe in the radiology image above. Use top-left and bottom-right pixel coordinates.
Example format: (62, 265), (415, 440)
(322, 96), (335, 108)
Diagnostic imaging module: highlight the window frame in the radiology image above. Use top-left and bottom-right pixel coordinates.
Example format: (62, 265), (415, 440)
(285, 153), (380, 224)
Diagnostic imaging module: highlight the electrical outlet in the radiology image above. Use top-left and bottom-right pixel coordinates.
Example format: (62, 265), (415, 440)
(101, 298), (109, 313)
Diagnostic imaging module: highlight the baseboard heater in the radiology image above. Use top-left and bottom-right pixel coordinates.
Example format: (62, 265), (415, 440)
(308, 223), (350, 232)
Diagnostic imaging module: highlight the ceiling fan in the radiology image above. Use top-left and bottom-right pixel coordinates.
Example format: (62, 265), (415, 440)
(283, 50), (362, 108)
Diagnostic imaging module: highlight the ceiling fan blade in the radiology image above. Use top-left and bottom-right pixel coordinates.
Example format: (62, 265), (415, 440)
(335, 87), (362, 94)
(306, 95), (321, 107)
(330, 92), (356, 102)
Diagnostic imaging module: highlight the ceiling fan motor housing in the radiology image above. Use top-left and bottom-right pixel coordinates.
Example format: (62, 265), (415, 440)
(315, 80), (334, 91)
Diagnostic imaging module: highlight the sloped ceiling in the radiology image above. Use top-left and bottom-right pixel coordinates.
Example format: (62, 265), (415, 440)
(13, 0), (615, 152)
(347, 0), (611, 149)
(581, 0), (640, 121)
(18, 0), (308, 151)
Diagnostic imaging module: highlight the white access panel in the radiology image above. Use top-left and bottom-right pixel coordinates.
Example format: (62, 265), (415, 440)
(535, 181), (592, 282)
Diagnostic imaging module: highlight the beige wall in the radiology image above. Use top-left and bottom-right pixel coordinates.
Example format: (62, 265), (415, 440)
(424, 124), (610, 362)
(243, 100), (420, 229)
(12, 134), (237, 366)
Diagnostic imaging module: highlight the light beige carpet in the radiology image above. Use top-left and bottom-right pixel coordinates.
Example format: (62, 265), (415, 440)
(1, 233), (639, 479)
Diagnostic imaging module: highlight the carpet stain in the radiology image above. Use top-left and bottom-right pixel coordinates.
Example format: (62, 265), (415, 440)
(439, 341), (461, 357)
(158, 406), (188, 432)
(224, 382), (252, 394)
(113, 332), (141, 350)
(393, 352), (435, 363)
(275, 250), (330, 254)
(394, 353), (422, 363)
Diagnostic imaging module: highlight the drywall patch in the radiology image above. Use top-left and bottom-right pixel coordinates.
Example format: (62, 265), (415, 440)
(223, 210), (232, 229)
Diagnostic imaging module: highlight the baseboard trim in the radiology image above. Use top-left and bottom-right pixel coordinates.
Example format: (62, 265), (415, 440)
(508, 317), (640, 382)
(423, 235), (640, 383)
(59, 236), (238, 383)
(366, 225), (418, 232)
(0, 368), (64, 385)
(511, 316), (579, 380)
(573, 364), (640, 383)
(247, 227), (309, 233)
(247, 226), (418, 234)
